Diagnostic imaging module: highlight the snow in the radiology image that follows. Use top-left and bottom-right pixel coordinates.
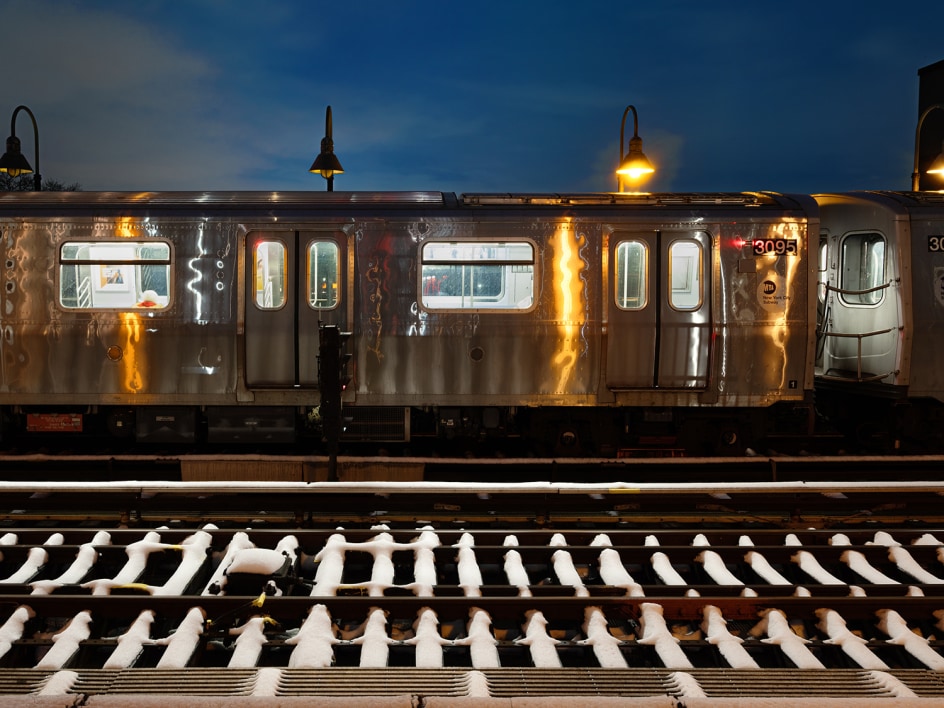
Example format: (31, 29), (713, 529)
(752, 608), (824, 669)
(550, 536), (589, 597)
(579, 606), (627, 668)
(1, 545), (48, 584)
(701, 605), (759, 669)
(0, 605), (34, 660)
(815, 608), (888, 670)
(31, 530), (111, 595)
(876, 609), (944, 670)
(36, 670), (78, 696)
(453, 607), (500, 668)
(155, 606), (206, 668)
(515, 609), (561, 668)
(665, 671), (707, 698)
(868, 670), (919, 698)
(645, 535), (687, 586)
(102, 610), (155, 670)
(455, 533), (483, 598)
(409, 528), (441, 597)
(350, 607), (394, 668)
(790, 549), (844, 585)
(82, 530), (171, 595)
(251, 667), (282, 697)
(286, 603), (339, 668)
(227, 548), (289, 575)
(597, 547), (645, 597)
(695, 548), (744, 586)
(502, 536), (532, 598)
(145, 529), (213, 596)
(310, 532), (347, 596)
(228, 616), (272, 668)
(638, 602), (692, 669)
(839, 549), (898, 584)
(35, 610), (93, 669)
(405, 606), (450, 668)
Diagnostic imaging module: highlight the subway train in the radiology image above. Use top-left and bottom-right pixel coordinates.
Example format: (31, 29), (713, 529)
(0, 189), (940, 456)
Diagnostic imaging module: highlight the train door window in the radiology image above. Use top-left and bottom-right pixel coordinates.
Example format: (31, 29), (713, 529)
(253, 240), (287, 309)
(307, 241), (340, 309)
(614, 240), (648, 310)
(840, 232), (885, 305)
(818, 236), (829, 305)
(420, 241), (534, 310)
(59, 241), (171, 309)
(668, 239), (703, 311)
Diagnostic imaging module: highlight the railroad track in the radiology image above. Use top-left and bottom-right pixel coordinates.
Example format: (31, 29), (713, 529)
(3, 471), (944, 704)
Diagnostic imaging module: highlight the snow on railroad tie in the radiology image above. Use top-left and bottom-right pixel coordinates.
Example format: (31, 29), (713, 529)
(515, 609), (562, 668)
(786, 532), (846, 585)
(405, 606), (452, 668)
(590, 533), (645, 597)
(286, 603), (338, 668)
(455, 532), (484, 597)
(693, 533), (745, 586)
(877, 608), (944, 670)
(701, 604), (759, 669)
(549, 533), (589, 597)
(453, 607), (500, 668)
(830, 532), (900, 585)
(30, 530), (111, 595)
(579, 606), (628, 668)
(154, 606), (207, 669)
(34, 610), (93, 670)
(752, 608), (825, 669)
(638, 602), (693, 669)
(739, 534), (793, 585)
(102, 609), (155, 670)
(815, 607), (889, 670)
(645, 535), (690, 588)
(0, 605), (34, 660)
(0, 532), (62, 584)
(502, 535), (532, 597)
(868, 530), (944, 584)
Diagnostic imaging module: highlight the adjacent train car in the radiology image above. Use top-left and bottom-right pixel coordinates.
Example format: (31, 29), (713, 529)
(815, 191), (944, 450)
(0, 190), (819, 455)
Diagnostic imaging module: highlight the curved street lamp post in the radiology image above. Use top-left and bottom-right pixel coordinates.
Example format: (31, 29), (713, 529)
(0, 105), (41, 191)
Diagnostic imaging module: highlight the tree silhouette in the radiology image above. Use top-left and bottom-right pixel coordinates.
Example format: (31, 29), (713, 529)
(0, 174), (80, 191)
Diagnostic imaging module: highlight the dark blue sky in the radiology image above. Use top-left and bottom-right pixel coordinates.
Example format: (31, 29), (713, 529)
(4, 1), (943, 193)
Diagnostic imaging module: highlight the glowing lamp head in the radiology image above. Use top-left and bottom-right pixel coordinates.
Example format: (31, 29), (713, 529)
(928, 147), (944, 179)
(617, 136), (654, 180)
(0, 135), (33, 178)
(309, 136), (344, 179)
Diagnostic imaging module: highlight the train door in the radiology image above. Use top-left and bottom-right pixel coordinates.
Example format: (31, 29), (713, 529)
(606, 231), (711, 388)
(244, 231), (345, 387)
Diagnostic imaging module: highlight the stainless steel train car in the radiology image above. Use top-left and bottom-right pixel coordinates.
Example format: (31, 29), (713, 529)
(0, 190), (819, 455)
(815, 190), (944, 450)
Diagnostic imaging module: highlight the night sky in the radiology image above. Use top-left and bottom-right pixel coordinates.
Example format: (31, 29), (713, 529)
(3, 1), (943, 194)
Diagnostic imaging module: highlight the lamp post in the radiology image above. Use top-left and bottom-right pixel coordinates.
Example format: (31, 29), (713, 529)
(0, 105), (41, 191)
(912, 103), (944, 191)
(309, 105), (344, 191)
(616, 105), (654, 192)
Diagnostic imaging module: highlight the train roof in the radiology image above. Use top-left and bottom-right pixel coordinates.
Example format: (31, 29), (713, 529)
(0, 189), (816, 216)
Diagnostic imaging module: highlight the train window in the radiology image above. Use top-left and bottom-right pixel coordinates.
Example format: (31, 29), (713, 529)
(308, 241), (340, 309)
(840, 232), (885, 306)
(668, 240), (703, 311)
(253, 240), (287, 309)
(420, 241), (534, 310)
(59, 241), (171, 310)
(615, 240), (648, 310)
